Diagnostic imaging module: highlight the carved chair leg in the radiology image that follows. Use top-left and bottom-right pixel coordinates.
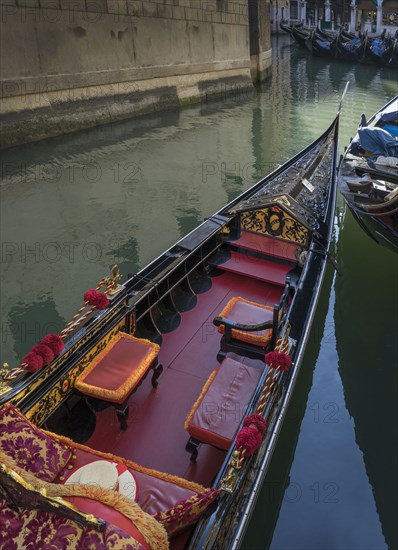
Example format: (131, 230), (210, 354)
(186, 437), (200, 463)
(151, 363), (163, 388)
(115, 400), (129, 431)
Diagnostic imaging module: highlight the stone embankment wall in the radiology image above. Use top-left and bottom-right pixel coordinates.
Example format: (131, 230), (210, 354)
(0, 0), (270, 148)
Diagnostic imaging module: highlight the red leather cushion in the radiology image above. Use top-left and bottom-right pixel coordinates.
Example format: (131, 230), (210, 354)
(186, 358), (262, 450)
(75, 333), (159, 404)
(64, 496), (149, 548)
(58, 448), (196, 515)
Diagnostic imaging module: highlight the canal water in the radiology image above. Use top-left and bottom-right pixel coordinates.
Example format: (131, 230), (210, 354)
(1, 35), (397, 549)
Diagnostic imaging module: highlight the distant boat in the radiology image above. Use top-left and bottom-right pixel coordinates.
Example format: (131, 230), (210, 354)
(306, 29), (339, 58)
(338, 96), (398, 253)
(283, 23), (397, 67)
(0, 105), (341, 549)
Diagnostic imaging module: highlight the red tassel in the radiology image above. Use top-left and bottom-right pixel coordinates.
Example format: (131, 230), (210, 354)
(23, 352), (44, 373)
(31, 344), (54, 365)
(243, 413), (267, 435)
(236, 426), (262, 456)
(40, 334), (64, 355)
(83, 289), (110, 310)
(265, 351), (292, 371)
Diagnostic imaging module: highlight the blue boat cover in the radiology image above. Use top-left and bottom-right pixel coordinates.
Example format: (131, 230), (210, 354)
(358, 127), (398, 157)
(318, 40), (331, 50)
(370, 40), (386, 57)
(380, 111), (398, 123)
(383, 124), (398, 137)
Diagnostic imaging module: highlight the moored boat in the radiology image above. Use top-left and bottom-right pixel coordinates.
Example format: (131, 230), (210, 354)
(379, 35), (398, 67)
(336, 29), (367, 62)
(338, 96), (398, 253)
(306, 29), (339, 59)
(279, 20), (294, 34)
(0, 101), (342, 548)
(291, 24), (311, 47)
(362, 32), (394, 65)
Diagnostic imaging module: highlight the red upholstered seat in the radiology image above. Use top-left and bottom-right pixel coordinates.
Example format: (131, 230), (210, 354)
(75, 333), (160, 405)
(58, 447), (197, 515)
(217, 297), (274, 346)
(184, 357), (262, 452)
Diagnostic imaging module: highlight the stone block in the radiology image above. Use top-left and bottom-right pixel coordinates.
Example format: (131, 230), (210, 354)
(200, 0), (215, 12)
(211, 9), (221, 22)
(0, 0), (17, 6)
(17, 0), (39, 6)
(127, 0), (141, 15)
(39, 0), (60, 8)
(59, 0), (85, 11)
(85, 0), (107, 12)
(184, 5), (199, 19)
(228, 1), (239, 13)
(106, 0), (127, 14)
(156, 2), (172, 17)
(142, 0), (157, 16)
(172, 4), (184, 18)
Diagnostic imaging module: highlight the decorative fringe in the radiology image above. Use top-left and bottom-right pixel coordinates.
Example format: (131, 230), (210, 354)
(75, 333), (160, 403)
(0, 450), (168, 550)
(184, 369), (219, 431)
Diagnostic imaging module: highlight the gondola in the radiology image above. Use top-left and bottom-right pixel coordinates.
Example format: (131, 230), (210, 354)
(336, 28), (367, 62)
(0, 100), (342, 549)
(279, 20), (294, 34)
(291, 24), (311, 47)
(379, 36), (398, 67)
(279, 20), (305, 35)
(338, 96), (398, 253)
(306, 29), (339, 59)
(362, 33), (393, 65)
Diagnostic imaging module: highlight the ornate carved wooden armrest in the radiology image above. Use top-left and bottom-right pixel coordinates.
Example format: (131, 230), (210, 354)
(213, 316), (274, 332)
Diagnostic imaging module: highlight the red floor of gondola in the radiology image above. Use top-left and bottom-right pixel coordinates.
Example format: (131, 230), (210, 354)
(86, 271), (282, 487)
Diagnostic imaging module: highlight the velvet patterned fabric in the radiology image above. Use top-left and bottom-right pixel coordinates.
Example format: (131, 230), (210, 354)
(0, 403), (72, 482)
(0, 498), (147, 550)
(154, 488), (220, 537)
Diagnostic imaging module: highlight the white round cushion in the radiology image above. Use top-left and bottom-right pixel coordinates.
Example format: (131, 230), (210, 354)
(79, 460), (118, 490)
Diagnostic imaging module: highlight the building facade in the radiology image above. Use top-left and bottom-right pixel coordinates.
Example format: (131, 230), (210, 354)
(271, 0), (398, 33)
(0, 0), (272, 148)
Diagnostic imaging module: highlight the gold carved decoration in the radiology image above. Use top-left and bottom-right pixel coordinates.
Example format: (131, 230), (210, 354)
(220, 450), (242, 493)
(1, 463), (102, 528)
(0, 363), (11, 397)
(240, 206), (309, 245)
(26, 321), (125, 425)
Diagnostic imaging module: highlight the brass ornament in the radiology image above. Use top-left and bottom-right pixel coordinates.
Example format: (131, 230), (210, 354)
(106, 265), (123, 296)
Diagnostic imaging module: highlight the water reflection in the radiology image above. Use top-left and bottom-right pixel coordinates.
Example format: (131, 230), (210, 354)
(6, 297), (65, 362)
(335, 210), (398, 550)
